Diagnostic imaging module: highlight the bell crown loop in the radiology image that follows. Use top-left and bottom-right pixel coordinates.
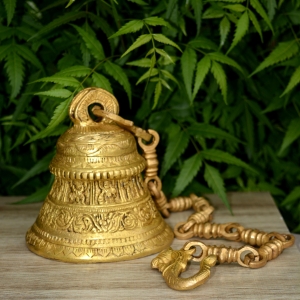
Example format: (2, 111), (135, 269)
(49, 88), (148, 181)
(69, 87), (119, 126)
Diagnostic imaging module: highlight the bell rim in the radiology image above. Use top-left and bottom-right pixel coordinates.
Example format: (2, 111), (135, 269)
(26, 223), (174, 263)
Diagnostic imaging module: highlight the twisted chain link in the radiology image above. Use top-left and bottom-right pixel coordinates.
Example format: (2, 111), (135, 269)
(138, 130), (295, 269)
(93, 107), (295, 270)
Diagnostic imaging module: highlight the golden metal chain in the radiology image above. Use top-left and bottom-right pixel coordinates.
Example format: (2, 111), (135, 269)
(137, 129), (295, 290)
(93, 109), (295, 290)
(138, 134), (294, 266)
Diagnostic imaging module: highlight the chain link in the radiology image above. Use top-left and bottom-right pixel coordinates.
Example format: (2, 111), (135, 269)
(94, 110), (295, 271)
(138, 129), (295, 270)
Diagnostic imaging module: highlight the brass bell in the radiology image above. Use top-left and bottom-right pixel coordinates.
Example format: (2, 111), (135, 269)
(26, 87), (173, 263)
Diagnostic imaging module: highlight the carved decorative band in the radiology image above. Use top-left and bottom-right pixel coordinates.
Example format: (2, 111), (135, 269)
(52, 151), (140, 167)
(36, 196), (158, 234)
(48, 175), (147, 206)
(49, 162), (146, 180)
(31, 217), (166, 247)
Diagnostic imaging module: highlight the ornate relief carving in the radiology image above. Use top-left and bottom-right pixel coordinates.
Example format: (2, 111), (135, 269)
(37, 196), (158, 234)
(48, 175), (146, 205)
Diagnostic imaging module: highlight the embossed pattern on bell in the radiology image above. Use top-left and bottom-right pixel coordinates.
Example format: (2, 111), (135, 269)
(26, 88), (173, 263)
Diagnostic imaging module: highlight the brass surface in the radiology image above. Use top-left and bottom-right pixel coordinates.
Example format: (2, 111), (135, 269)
(25, 87), (294, 291)
(26, 87), (173, 263)
(151, 247), (217, 291)
(151, 195), (295, 291)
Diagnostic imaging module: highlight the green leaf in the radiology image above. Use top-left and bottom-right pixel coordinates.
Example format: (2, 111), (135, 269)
(209, 0), (245, 2)
(26, 97), (72, 143)
(14, 44), (43, 70)
(281, 66), (300, 97)
(161, 130), (190, 177)
(250, 0), (274, 33)
(72, 25), (105, 61)
(193, 55), (211, 99)
(257, 182), (285, 196)
(188, 123), (242, 143)
(203, 7), (224, 19)
(161, 69), (179, 84)
(173, 153), (203, 196)
(29, 11), (86, 40)
(109, 20), (144, 38)
(281, 186), (300, 206)
(189, 37), (219, 51)
(87, 14), (115, 42)
(80, 42), (91, 67)
(121, 34), (152, 58)
(5, 51), (25, 98)
(3, 0), (16, 25)
(13, 185), (51, 204)
(207, 51), (244, 74)
(0, 25), (14, 41)
(224, 4), (246, 12)
(166, 0), (177, 19)
(243, 104), (254, 157)
(155, 48), (174, 63)
(56, 65), (91, 77)
(179, 15), (187, 36)
(201, 149), (257, 173)
(127, 0), (148, 5)
(250, 41), (299, 76)
(286, 11), (300, 25)
(144, 17), (169, 27)
(227, 10), (249, 54)
(136, 68), (159, 85)
(210, 60), (227, 103)
(181, 47), (197, 101)
(33, 76), (80, 87)
(246, 100), (272, 130)
(104, 61), (132, 105)
(159, 78), (171, 90)
(12, 152), (54, 188)
(262, 96), (283, 113)
(219, 16), (231, 47)
(0, 44), (11, 61)
(153, 81), (162, 109)
(153, 34), (182, 52)
(191, 0), (203, 36)
(266, 0), (277, 21)
(35, 89), (72, 98)
(92, 72), (113, 93)
(278, 119), (300, 156)
(127, 58), (152, 67)
(204, 163), (231, 212)
(65, 0), (76, 8)
(248, 9), (263, 42)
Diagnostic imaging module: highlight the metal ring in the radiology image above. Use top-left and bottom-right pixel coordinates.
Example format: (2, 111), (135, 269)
(138, 129), (160, 151)
(183, 241), (207, 262)
(174, 222), (194, 240)
(146, 176), (162, 193)
(237, 246), (260, 268)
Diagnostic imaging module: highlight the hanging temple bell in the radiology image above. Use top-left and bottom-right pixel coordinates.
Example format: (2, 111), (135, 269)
(26, 87), (174, 263)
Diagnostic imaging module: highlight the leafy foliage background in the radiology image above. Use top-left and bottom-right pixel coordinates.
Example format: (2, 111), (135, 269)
(1, 0), (300, 232)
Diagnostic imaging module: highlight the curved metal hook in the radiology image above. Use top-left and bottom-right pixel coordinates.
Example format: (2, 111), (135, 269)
(151, 247), (217, 291)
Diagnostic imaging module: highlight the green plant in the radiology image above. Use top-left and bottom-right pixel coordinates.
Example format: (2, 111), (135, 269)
(1, 0), (300, 232)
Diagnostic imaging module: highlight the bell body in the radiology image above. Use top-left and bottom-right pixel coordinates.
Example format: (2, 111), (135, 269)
(26, 88), (173, 263)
